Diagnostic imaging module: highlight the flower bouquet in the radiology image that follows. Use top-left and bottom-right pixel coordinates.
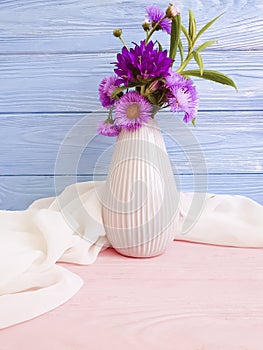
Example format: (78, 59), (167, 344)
(100, 3), (237, 258)
(97, 3), (237, 136)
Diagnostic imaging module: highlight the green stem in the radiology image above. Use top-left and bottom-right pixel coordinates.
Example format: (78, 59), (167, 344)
(145, 15), (167, 44)
(140, 85), (146, 96)
(107, 108), (114, 122)
(119, 36), (128, 49)
(176, 53), (193, 73)
(144, 29), (149, 41)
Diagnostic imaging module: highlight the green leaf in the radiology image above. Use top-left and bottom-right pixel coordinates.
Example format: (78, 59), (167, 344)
(195, 40), (217, 53)
(194, 13), (224, 45)
(193, 52), (204, 75)
(181, 24), (192, 52)
(188, 10), (196, 41)
(181, 69), (238, 90)
(169, 14), (181, 63)
(111, 83), (143, 98)
(178, 39), (184, 64)
(111, 86), (127, 98)
(192, 118), (196, 126)
(156, 40), (163, 52)
(177, 52), (193, 73)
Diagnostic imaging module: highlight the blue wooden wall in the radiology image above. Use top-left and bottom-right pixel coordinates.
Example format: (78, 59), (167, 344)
(0, 0), (262, 210)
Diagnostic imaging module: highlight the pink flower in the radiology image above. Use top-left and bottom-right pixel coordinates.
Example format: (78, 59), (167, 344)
(97, 120), (120, 137)
(146, 5), (172, 34)
(166, 70), (185, 88)
(115, 91), (152, 131)
(98, 75), (118, 108)
(167, 75), (199, 123)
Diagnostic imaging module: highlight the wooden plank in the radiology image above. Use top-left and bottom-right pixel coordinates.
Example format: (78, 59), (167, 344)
(0, 175), (92, 210)
(0, 52), (262, 112)
(0, 0), (261, 53)
(2, 245), (263, 349)
(0, 174), (262, 210)
(0, 112), (262, 175)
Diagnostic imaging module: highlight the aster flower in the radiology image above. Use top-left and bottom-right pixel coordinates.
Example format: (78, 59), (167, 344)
(115, 91), (152, 131)
(97, 120), (120, 137)
(146, 5), (172, 34)
(167, 76), (199, 123)
(166, 70), (186, 88)
(113, 40), (173, 86)
(98, 75), (118, 108)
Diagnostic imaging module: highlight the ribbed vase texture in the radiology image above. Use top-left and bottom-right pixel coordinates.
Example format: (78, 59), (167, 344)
(102, 119), (179, 257)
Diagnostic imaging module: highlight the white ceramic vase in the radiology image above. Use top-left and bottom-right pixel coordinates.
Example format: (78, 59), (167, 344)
(102, 118), (179, 257)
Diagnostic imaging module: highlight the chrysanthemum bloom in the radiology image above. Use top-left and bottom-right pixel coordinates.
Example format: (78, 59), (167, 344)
(114, 40), (173, 86)
(98, 75), (118, 108)
(167, 76), (199, 123)
(115, 91), (152, 131)
(97, 120), (120, 137)
(146, 5), (172, 34)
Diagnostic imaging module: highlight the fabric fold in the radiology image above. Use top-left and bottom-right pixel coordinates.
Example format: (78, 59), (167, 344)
(175, 192), (263, 247)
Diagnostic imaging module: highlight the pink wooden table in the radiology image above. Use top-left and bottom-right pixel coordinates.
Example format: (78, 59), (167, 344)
(1, 241), (263, 350)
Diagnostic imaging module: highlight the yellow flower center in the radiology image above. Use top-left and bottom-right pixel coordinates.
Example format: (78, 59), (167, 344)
(126, 103), (140, 119)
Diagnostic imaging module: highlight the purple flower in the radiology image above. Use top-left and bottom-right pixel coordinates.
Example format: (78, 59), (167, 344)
(146, 5), (172, 34)
(166, 70), (186, 88)
(113, 40), (173, 86)
(115, 91), (152, 131)
(97, 120), (120, 137)
(98, 75), (118, 108)
(167, 74), (199, 123)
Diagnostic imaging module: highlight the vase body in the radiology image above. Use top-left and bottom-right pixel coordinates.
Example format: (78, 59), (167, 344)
(102, 119), (179, 257)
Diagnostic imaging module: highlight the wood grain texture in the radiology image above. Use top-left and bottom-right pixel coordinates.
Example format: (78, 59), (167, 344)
(0, 112), (262, 175)
(0, 2), (262, 345)
(0, 0), (262, 208)
(0, 174), (262, 210)
(2, 245), (263, 350)
(0, 52), (262, 112)
(0, 0), (262, 53)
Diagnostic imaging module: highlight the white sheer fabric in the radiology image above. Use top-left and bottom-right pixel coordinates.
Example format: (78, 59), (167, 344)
(0, 181), (262, 329)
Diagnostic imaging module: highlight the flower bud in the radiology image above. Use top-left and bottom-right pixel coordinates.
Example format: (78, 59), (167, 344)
(113, 28), (122, 37)
(148, 80), (161, 92)
(142, 21), (150, 31)
(166, 3), (180, 19)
